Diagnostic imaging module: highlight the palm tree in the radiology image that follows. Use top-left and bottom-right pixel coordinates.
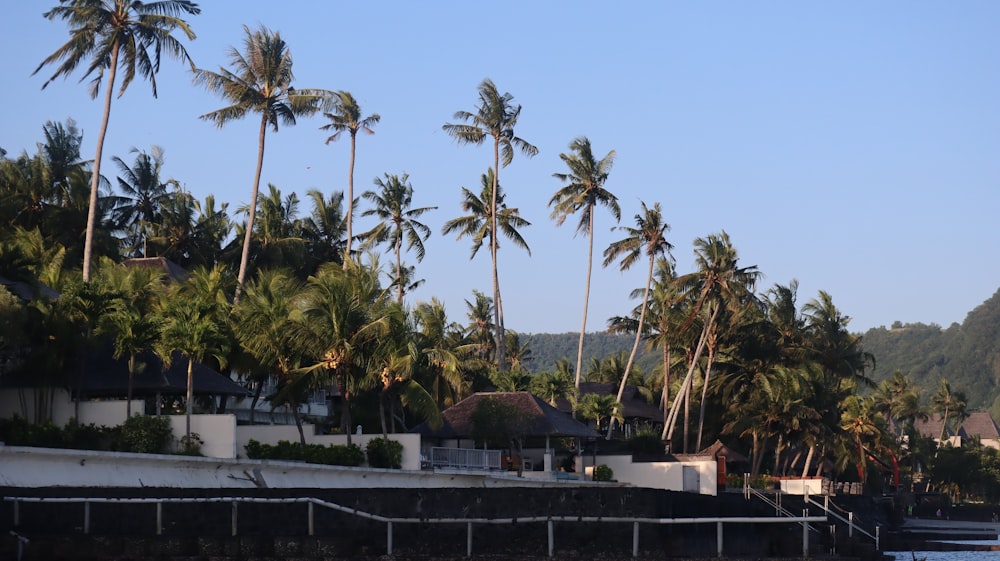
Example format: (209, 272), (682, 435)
(684, 232), (760, 451)
(531, 368), (575, 407)
(358, 173), (436, 304)
(193, 24), (327, 300)
(157, 267), (231, 440)
(111, 146), (173, 257)
(319, 91), (380, 264)
(295, 258), (395, 443)
(300, 189), (346, 271)
(443, 78), (537, 371)
(233, 183), (305, 275)
(232, 269), (309, 443)
(550, 136), (620, 390)
(34, 0), (200, 281)
(931, 379), (968, 443)
(603, 201), (672, 437)
(95, 264), (162, 419)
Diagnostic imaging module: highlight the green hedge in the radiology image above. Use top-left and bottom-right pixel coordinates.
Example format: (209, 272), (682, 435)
(244, 439), (365, 467)
(366, 437), (403, 469)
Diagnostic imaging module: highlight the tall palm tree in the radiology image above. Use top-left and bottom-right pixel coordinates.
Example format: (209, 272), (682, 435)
(34, 0), (200, 281)
(233, 183), (305, 275)
(549, 136), (620, 390)
(603, 201), (672, 437)
(358, 173), (436, 304)
(319, 91), (380, 264)
(111, 146), (173, 257)
(685, 232), (760, 451)
(194, 24), (327, 300)
(443, 78), (537, 371)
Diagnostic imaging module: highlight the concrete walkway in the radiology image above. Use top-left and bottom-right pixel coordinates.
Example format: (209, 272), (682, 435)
(901, 517), (1000, 536)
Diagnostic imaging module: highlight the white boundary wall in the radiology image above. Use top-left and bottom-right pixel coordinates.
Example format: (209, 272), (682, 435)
(586, 454), (717, 495)
(235, 423), (422, 470)
(0, 388), (142, 427)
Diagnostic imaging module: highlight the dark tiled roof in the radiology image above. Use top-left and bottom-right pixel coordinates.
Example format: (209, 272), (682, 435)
(913, 413), (952, 439)
(0, 275), (59, 300)
(1, 343), (249, 397)
(958, 412), (1000, 440)
(410, 391), (600, 439)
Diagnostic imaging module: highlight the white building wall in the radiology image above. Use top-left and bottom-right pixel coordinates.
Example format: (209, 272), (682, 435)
(586, 454), (717, 495)
(0, 388), (141, 427)
(168, 414), (237, 459)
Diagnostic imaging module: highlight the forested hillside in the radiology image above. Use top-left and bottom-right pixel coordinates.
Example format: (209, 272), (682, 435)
(522, 332), (657, 374)
(861, 288), (1000, 414)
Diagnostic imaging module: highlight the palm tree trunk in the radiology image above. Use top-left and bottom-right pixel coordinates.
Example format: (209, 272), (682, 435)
(235, 116), (268, 303)
(185, 360), (194, 441)
(803, 444), (815, 477)
(608, 254), (654, 438)
(695, 327), (717, 452)
(491, 140), (507, 371)
(344, 132), (356, 266)
(126, 353), (135, 420)
(83, 45), (119, 282)
(292, 406), (306, 445)
(661, 345), (670, 424)
(662, 314), (713, 442)
(683, 386), (690, 454)
(574, 216), (595, 390)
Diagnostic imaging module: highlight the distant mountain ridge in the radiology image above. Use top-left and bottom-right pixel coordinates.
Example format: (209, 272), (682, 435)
(860, 287), (1000, 416)
(521, 332), (654, 375)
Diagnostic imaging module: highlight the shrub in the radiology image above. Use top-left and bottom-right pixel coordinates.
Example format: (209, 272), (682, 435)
(117, 415), (172, 454)
(366, 437), (403, 469)
(593, 464), (614, 482)
(178, 433), (204, 456)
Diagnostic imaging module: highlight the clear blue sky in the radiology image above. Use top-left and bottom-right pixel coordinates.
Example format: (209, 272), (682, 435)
(3, 1), (998, 335)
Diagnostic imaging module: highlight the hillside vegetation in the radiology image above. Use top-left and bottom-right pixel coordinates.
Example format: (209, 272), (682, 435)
(859, 288), (1000, 415)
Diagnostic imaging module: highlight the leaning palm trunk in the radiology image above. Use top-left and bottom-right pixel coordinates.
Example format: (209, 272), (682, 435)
(695, 329), (717, 451)
(574, 215), (596, 390)
(82, 46), (119, 281)
(802, 444), (816, 478)
(185, 360), (194, 441)
(608, 254), (655, 438)
(662, 309), (715, 443)
(491, 142), (507, 371)
(235, 117), (268, 303)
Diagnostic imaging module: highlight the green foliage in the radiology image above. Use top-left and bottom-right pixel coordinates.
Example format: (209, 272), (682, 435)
(625, 432), (665, 456)
(0, 416), (114, 450)
(524, 332), (655, 375)
(178, 432), (203, 456)
(243, 439), (365, 467)
(470, 397), (528, 449)
(593, 464), (614, 481)
(366, 437), (403, 469)
(118, 415), (173, 454)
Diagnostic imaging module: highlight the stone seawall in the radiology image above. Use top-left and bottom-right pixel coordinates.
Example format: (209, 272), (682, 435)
(1, 487), (885, 560)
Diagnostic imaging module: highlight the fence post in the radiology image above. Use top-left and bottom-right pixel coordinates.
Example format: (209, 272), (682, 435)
(308, 501), (314, 536)
(13, 500), (18, 526)
(468, 521), (474, 557)
(830, 524), (836, 555)
(549, 520), (555, 558)
(632, 521), (639, 558)
(876, 525), (880, 551)
(231, 501), (238, 537)
(717, 521), (724, 558)
(848, 512), (854, 538)
(156, 502), (162, 536)
(83, 501), (90, 535)
(387, 521), (393, 555)
(802, 509), (809, 558)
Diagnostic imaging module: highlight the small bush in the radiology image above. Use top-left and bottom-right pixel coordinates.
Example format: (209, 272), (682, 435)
(178, 433), (204, 456)
(366, 437), (403, 469)
(593, 464), (614, 482)
(117, 415), (172, 454)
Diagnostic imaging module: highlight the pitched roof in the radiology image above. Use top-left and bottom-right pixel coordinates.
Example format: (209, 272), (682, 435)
(697, 439), (749, 463)
(958, 412), (1000, 440)
(913, 413), (953, 439)
(0, 275), (59, 301)
(555, 382), (663, 421)
(1, 343), (249, 398)
(411, 391), (600, 440)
